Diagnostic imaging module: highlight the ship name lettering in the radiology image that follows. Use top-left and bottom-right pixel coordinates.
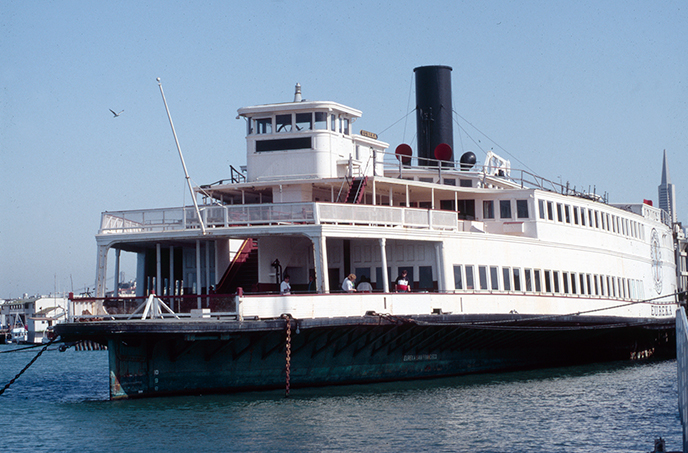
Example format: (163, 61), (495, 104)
(650, 305), (672, 317)
(403, 354), (438, 362)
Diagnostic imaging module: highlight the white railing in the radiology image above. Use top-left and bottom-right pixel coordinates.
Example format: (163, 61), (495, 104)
(99, 202), (458, 234)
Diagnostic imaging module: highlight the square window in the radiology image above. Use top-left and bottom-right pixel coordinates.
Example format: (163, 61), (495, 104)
(295, 112), (312, 131)
(256, 118), (272, 134)
(276, 114), (292, 132)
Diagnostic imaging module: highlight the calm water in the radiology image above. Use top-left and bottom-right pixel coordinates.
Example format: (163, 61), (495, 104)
(0, 344), (682, 453)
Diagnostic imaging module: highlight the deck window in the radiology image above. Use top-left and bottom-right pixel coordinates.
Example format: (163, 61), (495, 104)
(276, 114), (292, 132)
(525, 268), (533, 292)
(513, 268), (521, 291)
(573, 207), (579, 225)
(503, 268), (511, 291)
(564, 205), (571, 223)
(580, 208), (585, 226)
(594, 275), (600, 295)
(330, 114), (337, 131)
(538, 200), (546, 219)
(553, 271), (560, 293)
(465, 266), (475, 290)
(479, 266), (488, 290)
(453, 265), (463, 290)
(580, 274), (586, 295)
(623, 278), (628, 299)
(483, 200), (495, 219)
(586, 274), (592, 295)
(457, 199), (476, 220)
(611, 277), (616, 297)
(544, 270), (552, 293)
(499, 200), (512, 219)
(490, 266), (499, 290)
(295, 113), (312, 131)
(516, 200), (529, 218)
(534, 269), (542, 292)
(557, 203), (563, 222)
(606, 276), (611, 297)
(342, 118), (350, 135)
(562, 272), (569, 294)
(256, 118), (272, 134)
(570, 273), (577, 294)
(547, 202), (554, 221)
(314, 112), (327, 129)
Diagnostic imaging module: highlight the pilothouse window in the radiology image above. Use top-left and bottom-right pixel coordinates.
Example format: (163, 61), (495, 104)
(256, 118), (272, 134)
(295, 113), (312, 131)
(314, 112), (327, 129)
(276, 114), (292, 132)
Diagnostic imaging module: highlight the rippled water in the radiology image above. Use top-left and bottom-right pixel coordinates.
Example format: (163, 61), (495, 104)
(0, 344), (681, 452)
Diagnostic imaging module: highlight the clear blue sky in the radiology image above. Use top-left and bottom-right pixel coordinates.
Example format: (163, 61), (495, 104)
(1, 1), (686, 297)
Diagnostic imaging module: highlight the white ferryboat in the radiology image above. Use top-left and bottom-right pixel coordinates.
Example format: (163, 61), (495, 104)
(55, 66), (686, 399)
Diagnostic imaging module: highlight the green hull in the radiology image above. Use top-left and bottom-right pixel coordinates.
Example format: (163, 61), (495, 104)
(56, 314), (676, 399)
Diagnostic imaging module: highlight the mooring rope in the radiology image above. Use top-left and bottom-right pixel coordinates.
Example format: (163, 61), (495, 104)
(0, 343), (49, 354)
(0, 337), (58, 396)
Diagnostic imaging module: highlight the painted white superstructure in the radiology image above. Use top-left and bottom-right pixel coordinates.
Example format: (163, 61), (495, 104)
(90, 83), (681, 325)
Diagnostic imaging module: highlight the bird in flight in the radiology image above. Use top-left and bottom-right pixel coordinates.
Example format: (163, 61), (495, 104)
(109, 109), (124, 117)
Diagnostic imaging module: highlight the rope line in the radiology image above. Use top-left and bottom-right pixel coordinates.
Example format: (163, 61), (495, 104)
(0, 343), (49, 354)
(0, 337), (57, 396)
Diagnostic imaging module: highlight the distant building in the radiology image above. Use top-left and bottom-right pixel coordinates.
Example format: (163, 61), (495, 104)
(658, 149), (677, 224)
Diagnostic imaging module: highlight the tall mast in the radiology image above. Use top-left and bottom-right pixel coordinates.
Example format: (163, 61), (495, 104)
(157, 78), (206, 234)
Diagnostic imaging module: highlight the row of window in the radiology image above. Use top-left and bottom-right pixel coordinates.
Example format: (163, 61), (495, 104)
(483, 199), (529, 220)
(249, 112), (350, 136)
(453, 264), (645, 300)
(538, 199), (644, 240)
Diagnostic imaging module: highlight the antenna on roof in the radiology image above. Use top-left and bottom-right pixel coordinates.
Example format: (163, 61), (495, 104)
(156, 78), (206, 234)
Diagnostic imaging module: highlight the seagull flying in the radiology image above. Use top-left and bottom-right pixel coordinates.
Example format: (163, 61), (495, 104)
(109, 109), (124, 117)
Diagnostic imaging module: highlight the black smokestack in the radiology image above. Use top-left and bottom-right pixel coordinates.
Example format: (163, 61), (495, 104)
(414, 65), (453, 166)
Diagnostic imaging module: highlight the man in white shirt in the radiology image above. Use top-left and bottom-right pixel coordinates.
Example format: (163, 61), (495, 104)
(342, 273), (356, 292)
(280, 274), (291, 295)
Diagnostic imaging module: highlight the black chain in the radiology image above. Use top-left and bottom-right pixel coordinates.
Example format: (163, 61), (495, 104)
(0, 337), (57, 397)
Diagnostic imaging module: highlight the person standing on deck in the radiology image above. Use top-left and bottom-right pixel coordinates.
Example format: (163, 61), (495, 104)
(280, 275), (291, 295)
(342, 274), (356, 292)
(395, 270), (410, 292)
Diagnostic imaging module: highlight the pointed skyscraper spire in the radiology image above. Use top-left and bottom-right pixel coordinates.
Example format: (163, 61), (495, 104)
(658, 150), (677, 224)
(661, 149), (671, 185)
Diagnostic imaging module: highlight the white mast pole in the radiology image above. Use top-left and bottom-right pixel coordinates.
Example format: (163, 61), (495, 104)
(157, 77), (206, 234)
